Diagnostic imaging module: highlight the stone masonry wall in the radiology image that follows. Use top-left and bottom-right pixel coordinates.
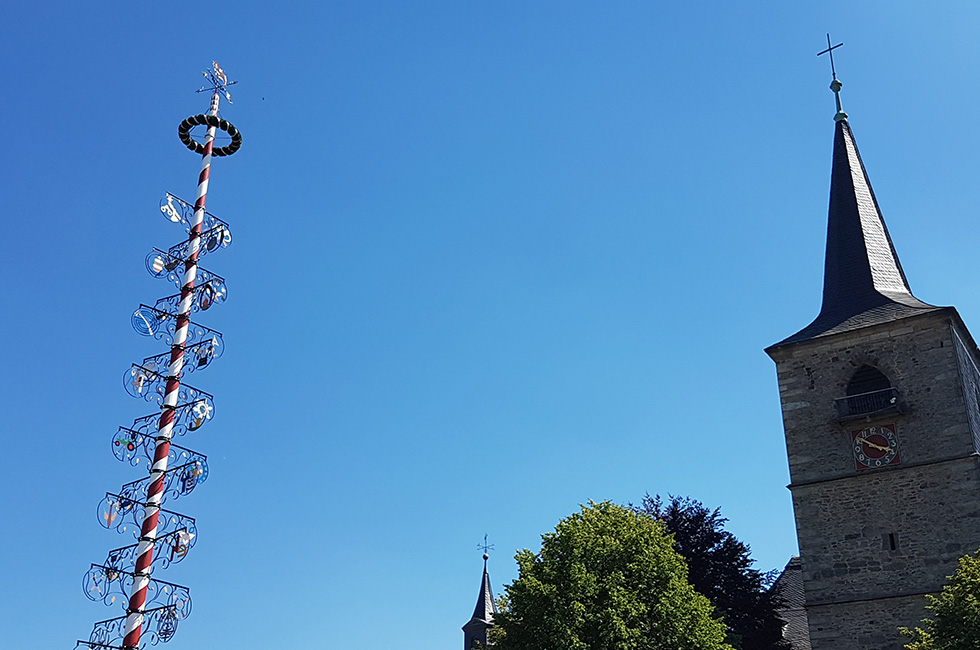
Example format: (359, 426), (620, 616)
(791, 455), (980, 603)
(771, 311), (976, 487)
(951, 325), (980, 454)
(806, 595), (927, 650)
(768, 310), (980, 650)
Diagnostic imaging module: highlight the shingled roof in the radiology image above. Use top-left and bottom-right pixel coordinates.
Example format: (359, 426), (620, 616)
(769, 118), (939, 349)
(468, 557), (496, 625)
(772, 556), (811, 650)
(462, 554), (497, 649)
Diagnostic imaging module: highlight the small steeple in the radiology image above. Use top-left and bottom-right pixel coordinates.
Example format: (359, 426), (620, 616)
(462, 552), (497, 650)
(770, 55), (938, 349)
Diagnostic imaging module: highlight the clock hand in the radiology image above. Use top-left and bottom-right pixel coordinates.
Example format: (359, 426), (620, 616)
(856, 437), (892, 453)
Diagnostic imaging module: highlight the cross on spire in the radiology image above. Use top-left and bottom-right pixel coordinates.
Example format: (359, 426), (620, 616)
(817, 34), (848, 122)
(817, 33), (844, 80)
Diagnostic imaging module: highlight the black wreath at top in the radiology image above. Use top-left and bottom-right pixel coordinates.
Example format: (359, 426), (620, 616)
(178, 114), (242, 157)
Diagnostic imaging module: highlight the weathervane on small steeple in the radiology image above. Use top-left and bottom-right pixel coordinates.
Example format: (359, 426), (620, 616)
(478, 534), (495, 562)
(817, 34), (848, 122)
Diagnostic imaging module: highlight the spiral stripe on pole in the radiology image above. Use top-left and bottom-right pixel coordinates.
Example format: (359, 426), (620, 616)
(122, 91), (220, 650)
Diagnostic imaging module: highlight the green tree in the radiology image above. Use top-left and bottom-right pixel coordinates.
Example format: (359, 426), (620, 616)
(633, 495), (788, 650)
(902, 550), (980, 650)
(490, 501), (734, 650)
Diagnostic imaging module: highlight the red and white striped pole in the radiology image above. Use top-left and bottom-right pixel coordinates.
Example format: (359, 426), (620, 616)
(122, 90), (221, 650)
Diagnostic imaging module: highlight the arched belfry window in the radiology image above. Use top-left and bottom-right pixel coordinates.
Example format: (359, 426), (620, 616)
(836, 365), (901, 421)
(847, 366), (892, 396)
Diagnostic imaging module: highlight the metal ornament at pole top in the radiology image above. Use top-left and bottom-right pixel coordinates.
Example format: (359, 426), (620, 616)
(78, 62), (241, 650)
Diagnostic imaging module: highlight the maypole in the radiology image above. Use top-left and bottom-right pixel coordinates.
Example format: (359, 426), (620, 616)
(76, 63), (242, 650)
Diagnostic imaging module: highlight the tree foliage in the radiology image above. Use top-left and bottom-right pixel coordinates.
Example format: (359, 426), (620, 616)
(490, 501), (734, 650)
(632, 495), (788, 650)
(902, 550), (980, 650)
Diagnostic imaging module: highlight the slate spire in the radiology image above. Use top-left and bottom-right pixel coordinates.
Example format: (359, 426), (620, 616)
(462, 553), (497, 650)
(772, 96), (936, 348)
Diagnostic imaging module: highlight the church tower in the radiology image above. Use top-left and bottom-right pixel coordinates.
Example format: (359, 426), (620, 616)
(462, 553), (497, 650)
(766, 68), (980, 649)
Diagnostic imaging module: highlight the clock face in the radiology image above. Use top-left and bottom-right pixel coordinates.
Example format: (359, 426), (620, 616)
(851, 424), (900, 470)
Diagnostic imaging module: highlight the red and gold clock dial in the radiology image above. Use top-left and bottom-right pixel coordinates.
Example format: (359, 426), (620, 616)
(851, 424), (900, 470)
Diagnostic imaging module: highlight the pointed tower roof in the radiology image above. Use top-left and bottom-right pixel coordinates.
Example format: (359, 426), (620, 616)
(462, 553), (497, 649)
(770, 111), (938, 349)
(467, 553), (497, 626)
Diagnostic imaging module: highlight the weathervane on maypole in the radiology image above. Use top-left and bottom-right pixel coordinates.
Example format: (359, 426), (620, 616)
(76, 62), (242, 650)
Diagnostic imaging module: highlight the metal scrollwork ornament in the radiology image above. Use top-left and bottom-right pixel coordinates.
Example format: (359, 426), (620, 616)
(112, 427), (210, 468)
(100, 528), (196, 574)
(159, 193), (230, 234)
(75, 642), (123, 650)
(131, 304), (223, 347)
(145, 248), (226, 291)
(89, 604), (188, 648)
(140, 337), (222, 378)
(117, 456), (209, 504)
(128, 398), (215, 440)
(153, 278), (227, 315)
(98, 493), (196, 541)
(83, 565), (191, 616)
(123, 364), (213, 406)
(166, 222), (232, 263)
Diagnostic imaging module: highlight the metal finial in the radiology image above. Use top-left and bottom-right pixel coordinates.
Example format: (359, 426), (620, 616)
(817, 34), (848, 122)
(197, 61), (237, 104)
(478, 534), (494, 558)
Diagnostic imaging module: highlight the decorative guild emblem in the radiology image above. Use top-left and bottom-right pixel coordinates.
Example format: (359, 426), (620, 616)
(194, 337), (219, 367)
(181, 462), (205, 493)
(156, 607), (179, 642)
(170, 530), (195, 561)
(851, 424), (900, 470)
(199, 284), (215, 310)
(114, 434), (136, 452)
(102, 501), (120, 526)
(160, 194), (183, 223)
(132, 308), (158, 336)
(188, 401), (212, 431)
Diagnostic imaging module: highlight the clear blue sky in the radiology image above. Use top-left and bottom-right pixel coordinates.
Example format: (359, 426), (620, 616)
(4, 2), (980, 649)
